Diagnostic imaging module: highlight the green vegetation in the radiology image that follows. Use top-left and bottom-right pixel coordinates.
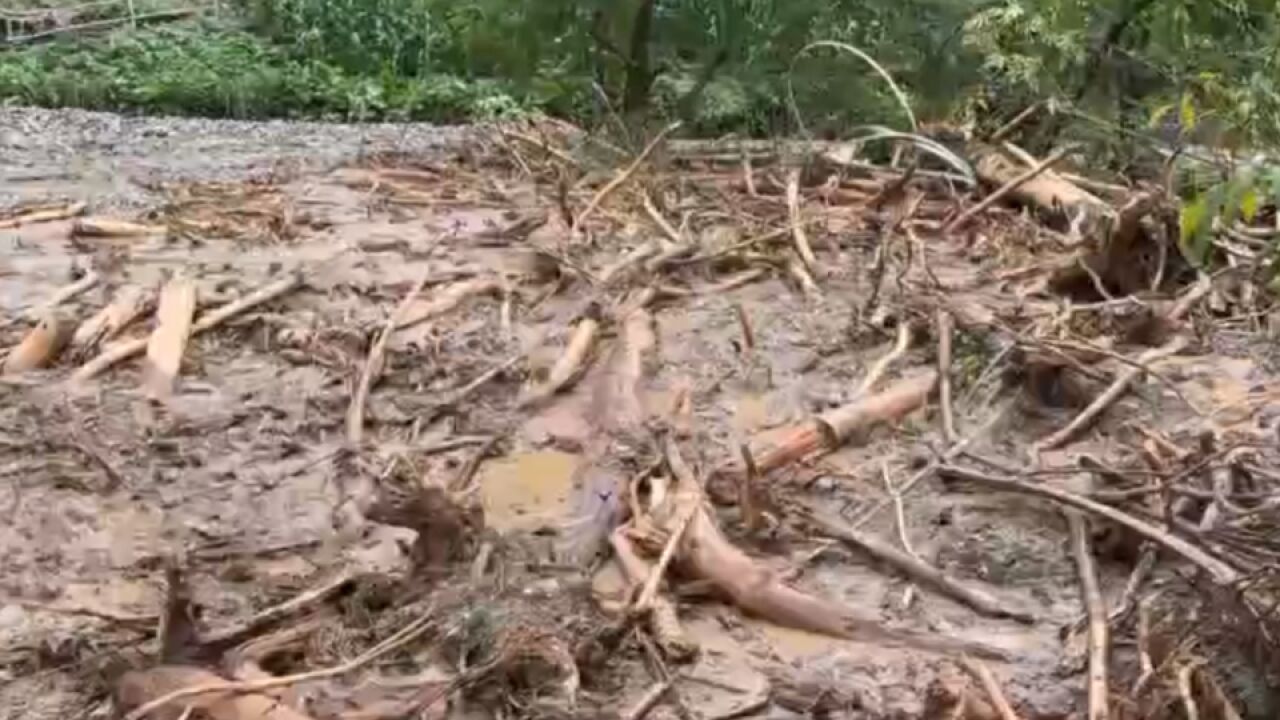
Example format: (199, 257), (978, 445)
(0, 0), (1278, 149)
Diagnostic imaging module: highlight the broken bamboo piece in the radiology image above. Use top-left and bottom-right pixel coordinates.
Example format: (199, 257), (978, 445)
(69, 286), (149, 359)
(710, 370), (938, 502)
(142, 275), (197, 398)
(71, 273), (301, 384)
(937, 465), (1239, 583)
(1067, 511), (1110, 720)
(960, 658), (1024, 720)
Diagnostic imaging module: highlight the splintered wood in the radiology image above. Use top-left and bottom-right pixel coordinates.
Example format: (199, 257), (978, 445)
(142, 275), (197, 398)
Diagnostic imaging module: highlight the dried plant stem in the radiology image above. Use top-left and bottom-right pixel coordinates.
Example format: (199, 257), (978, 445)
(574, 121), (680, 233)
(348, 271), (430, 444)
(786, 169), (819, 270)
(936, 310), (957, 442)
(858, 321), (912, 396)
(1067, 511), (1110, 720)
(961, 657), (1023, 720)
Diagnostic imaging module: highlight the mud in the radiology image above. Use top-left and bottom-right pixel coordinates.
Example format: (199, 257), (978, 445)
(1, 108), (1277, 720)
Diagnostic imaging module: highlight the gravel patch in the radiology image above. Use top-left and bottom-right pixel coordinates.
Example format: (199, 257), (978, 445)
(1, 106), (471, 210)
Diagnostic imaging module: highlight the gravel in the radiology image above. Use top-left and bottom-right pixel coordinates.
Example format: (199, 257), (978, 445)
(0, 106), (471, 210)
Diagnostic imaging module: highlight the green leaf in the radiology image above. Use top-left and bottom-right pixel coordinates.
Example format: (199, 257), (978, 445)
(1148, 102), (1175, 128)
(1240, 188), (1260, 223)
(1179, 93), (1197, 132)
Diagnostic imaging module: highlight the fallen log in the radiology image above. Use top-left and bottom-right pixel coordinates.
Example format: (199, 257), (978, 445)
(142, 275), (197, 398)
(3, 312), (74, 374)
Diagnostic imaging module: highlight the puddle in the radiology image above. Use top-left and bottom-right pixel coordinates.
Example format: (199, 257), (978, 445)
(477, 450), (580, 533)
(746, 619), (847, 662)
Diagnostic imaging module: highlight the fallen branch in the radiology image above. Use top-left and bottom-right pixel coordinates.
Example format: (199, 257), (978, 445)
(349, 271), (432, 444)
(1035, 335), (1188, 451)
(960, 658), (1023, 720)
(936, 465), (1240, 583)
(937, 310), (957, 443)
(394, 276), (498, 331)
(858, 320), (912, 395)
(786, 169), (818, 270)
(660, 436), (1007, 659)
(69, 286), (149, 360)
(519, 310), (601, 407)
(117, 665), (319, 720)
(25, 269), (100, 321)
(121, 609), (434, 720)
(71, 273), (301, 383)
(946, 145), (1075, 233)
(804, 509), (1034, 622)
(573, 121), (680, 234)
(0, 201), (85, 229)
(1067, 511), (1110, 720)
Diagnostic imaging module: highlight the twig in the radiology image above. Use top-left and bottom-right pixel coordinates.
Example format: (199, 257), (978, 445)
(937, 465), (1240, 583)
(1133, 592), (1157, 693)
(347, 271), (430, 444)
(642, 193), (683, 247)
(960, 657), (1023, 720)
(200, 571), (357, 649)
(990, 102), (1044, 143)
(123, 608), (434, 720)
(882, 462), (918, 559)
(737, 443), (762, 532)
(1176, 664), (1200, 720)
(622, 680), (671, 720)
(945, 145), (1073, 233)
(28, 269), (100, 321)
(733, 303), (755, 352)
(786, 169), (818, 270)
(70, 273), (302, 383)
(1067, 512), (1110, 720)
(0, 201), (85, 229)
(803, 508), (1034, 622)
(1035, 335), (1188, 451)
(936, 310), (957, 443)
(519, 312), (600, 406)
(857, 320), (912, 395)
(573, 121), (681, 234)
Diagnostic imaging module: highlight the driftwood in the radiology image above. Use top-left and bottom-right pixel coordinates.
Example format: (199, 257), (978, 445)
(394, 276), (499, 331)
(709, 370), (938, 502)
(69, 286), (150, 359)
(1067, 511), (1110, 720)
(3, 312), (73, 374)
(652, 437), (1009, 660)
(72, 216), (166, 238)
(71, 273), (301, 383)
(348, 272), (429, 444)
(969, 143), (1105, 219)
(142, 275), (197, 398)
(519, 309), (601, 406)
(0, 201), (85, 229)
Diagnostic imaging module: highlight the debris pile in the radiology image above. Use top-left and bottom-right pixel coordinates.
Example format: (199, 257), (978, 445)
(1, 116), (1278, 720)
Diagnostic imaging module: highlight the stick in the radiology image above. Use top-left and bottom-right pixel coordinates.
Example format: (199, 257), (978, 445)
(121, 610), (434, 720)
(804, 509), (1034, 622)
(0, 201), (85, 229)
(960, 658), (1023, 720)
(200, 572), (356, 649)
(945, 145), (1073, 233)
(70, 286), (149, 358)
(858, 321), (913, 396)
(573, 122), (680, 234)
(142, 275), (197, 399)
(519, 313), (600, 406)
(786, 169), (818, 270)
(3, 312), (73, 374)
(1067, 512), (1110, 720)
(72, 217), (165, 238)
(937, 311), (957, 443)
(622, 681), (671, 720)
(937, 465), (1239, 583)
(394, 277), (498, 330)
(348, 271), (431, 444)
(70, 273), (301, 383)
(642, 193), (682, 247)
(990, 102), (1044, 143)
(1035, 336), (1188, 451)
(24, 269), (100, 321)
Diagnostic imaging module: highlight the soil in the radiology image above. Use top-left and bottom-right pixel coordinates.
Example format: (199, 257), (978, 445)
(1, 107), (1278, 720)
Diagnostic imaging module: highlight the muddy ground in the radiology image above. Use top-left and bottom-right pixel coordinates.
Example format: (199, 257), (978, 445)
(1, 108), (1278, 720)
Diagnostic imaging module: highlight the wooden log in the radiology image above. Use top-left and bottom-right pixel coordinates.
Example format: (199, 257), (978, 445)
(3, 312), (73, 374)
(142, 276), (197, 398)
